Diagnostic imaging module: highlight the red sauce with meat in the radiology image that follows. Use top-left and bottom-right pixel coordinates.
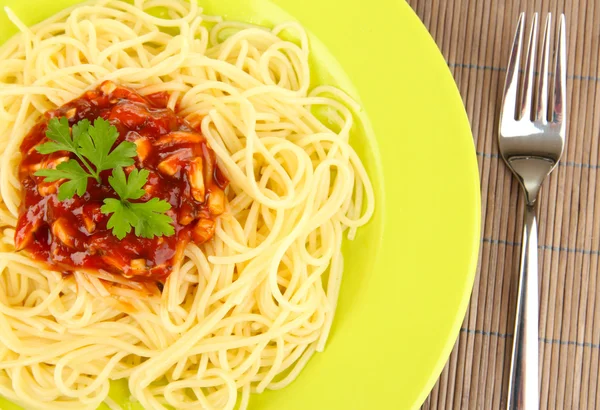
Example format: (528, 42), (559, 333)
(15, 81), (228, 282)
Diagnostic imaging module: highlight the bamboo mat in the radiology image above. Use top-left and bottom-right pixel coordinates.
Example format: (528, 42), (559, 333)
(404, 0), (600, 409)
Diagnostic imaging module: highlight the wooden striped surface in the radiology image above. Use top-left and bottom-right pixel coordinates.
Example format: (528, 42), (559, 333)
(406, 1), (600, 409)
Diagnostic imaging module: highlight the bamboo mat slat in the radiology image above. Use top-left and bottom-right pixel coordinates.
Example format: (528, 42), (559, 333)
(405, 1), (600, 409)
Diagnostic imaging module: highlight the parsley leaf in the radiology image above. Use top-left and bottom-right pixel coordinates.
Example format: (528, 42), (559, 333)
(36, 117), (78, 155)
(71, 119), (91, 148)
(35, 159), (90, 200)
(101, 167), (174, 240)
(129, 198), (175, 239)
(101, 198), (138, 240)
(78, 118), (137, 173)
(35, 116), (137, 186)
(108, 166), (147, 201)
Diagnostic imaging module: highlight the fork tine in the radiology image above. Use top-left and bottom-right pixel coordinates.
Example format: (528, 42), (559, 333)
(520, 13), (538, 120)
(552, 14), (567, 126)
(501, 13), (525, 121)
(535, 14), (551, 122)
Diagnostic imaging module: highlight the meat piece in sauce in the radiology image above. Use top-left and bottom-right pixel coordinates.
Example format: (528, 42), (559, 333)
(14, 81), (228, 282)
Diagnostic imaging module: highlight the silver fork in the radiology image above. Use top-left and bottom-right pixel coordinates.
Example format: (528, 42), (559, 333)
(499, 12), (566, 410)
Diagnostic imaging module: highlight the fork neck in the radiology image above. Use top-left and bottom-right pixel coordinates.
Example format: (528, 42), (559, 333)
(507, 156), (555, 205)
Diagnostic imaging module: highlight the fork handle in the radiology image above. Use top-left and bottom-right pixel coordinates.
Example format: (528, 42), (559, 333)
(507, 203), (539, 410)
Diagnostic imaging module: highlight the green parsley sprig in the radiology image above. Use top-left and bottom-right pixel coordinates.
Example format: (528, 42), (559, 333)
(101, 167), (175, 240)
(34, 116), (175, 240)
(35, 117), (137, 199)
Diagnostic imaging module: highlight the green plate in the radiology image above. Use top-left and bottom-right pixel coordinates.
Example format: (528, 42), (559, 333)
(0, 0), (480, 409)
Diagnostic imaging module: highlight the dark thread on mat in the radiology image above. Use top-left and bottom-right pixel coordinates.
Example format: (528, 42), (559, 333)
(460, 328), (600, 349)
(481, 238), (600, 256)
(476, 151), (600, 169)
(460, 328), (513, 339)
(447, 62), (600, 82)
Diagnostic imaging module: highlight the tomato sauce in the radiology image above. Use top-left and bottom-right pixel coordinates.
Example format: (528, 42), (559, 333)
(15, 81), (228, 282)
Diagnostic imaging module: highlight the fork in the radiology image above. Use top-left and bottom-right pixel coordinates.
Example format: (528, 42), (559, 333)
(498, 12), (566, 410)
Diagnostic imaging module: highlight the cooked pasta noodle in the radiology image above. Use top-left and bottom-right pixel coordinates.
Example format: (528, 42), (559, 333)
(0, 0), (374, 409)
